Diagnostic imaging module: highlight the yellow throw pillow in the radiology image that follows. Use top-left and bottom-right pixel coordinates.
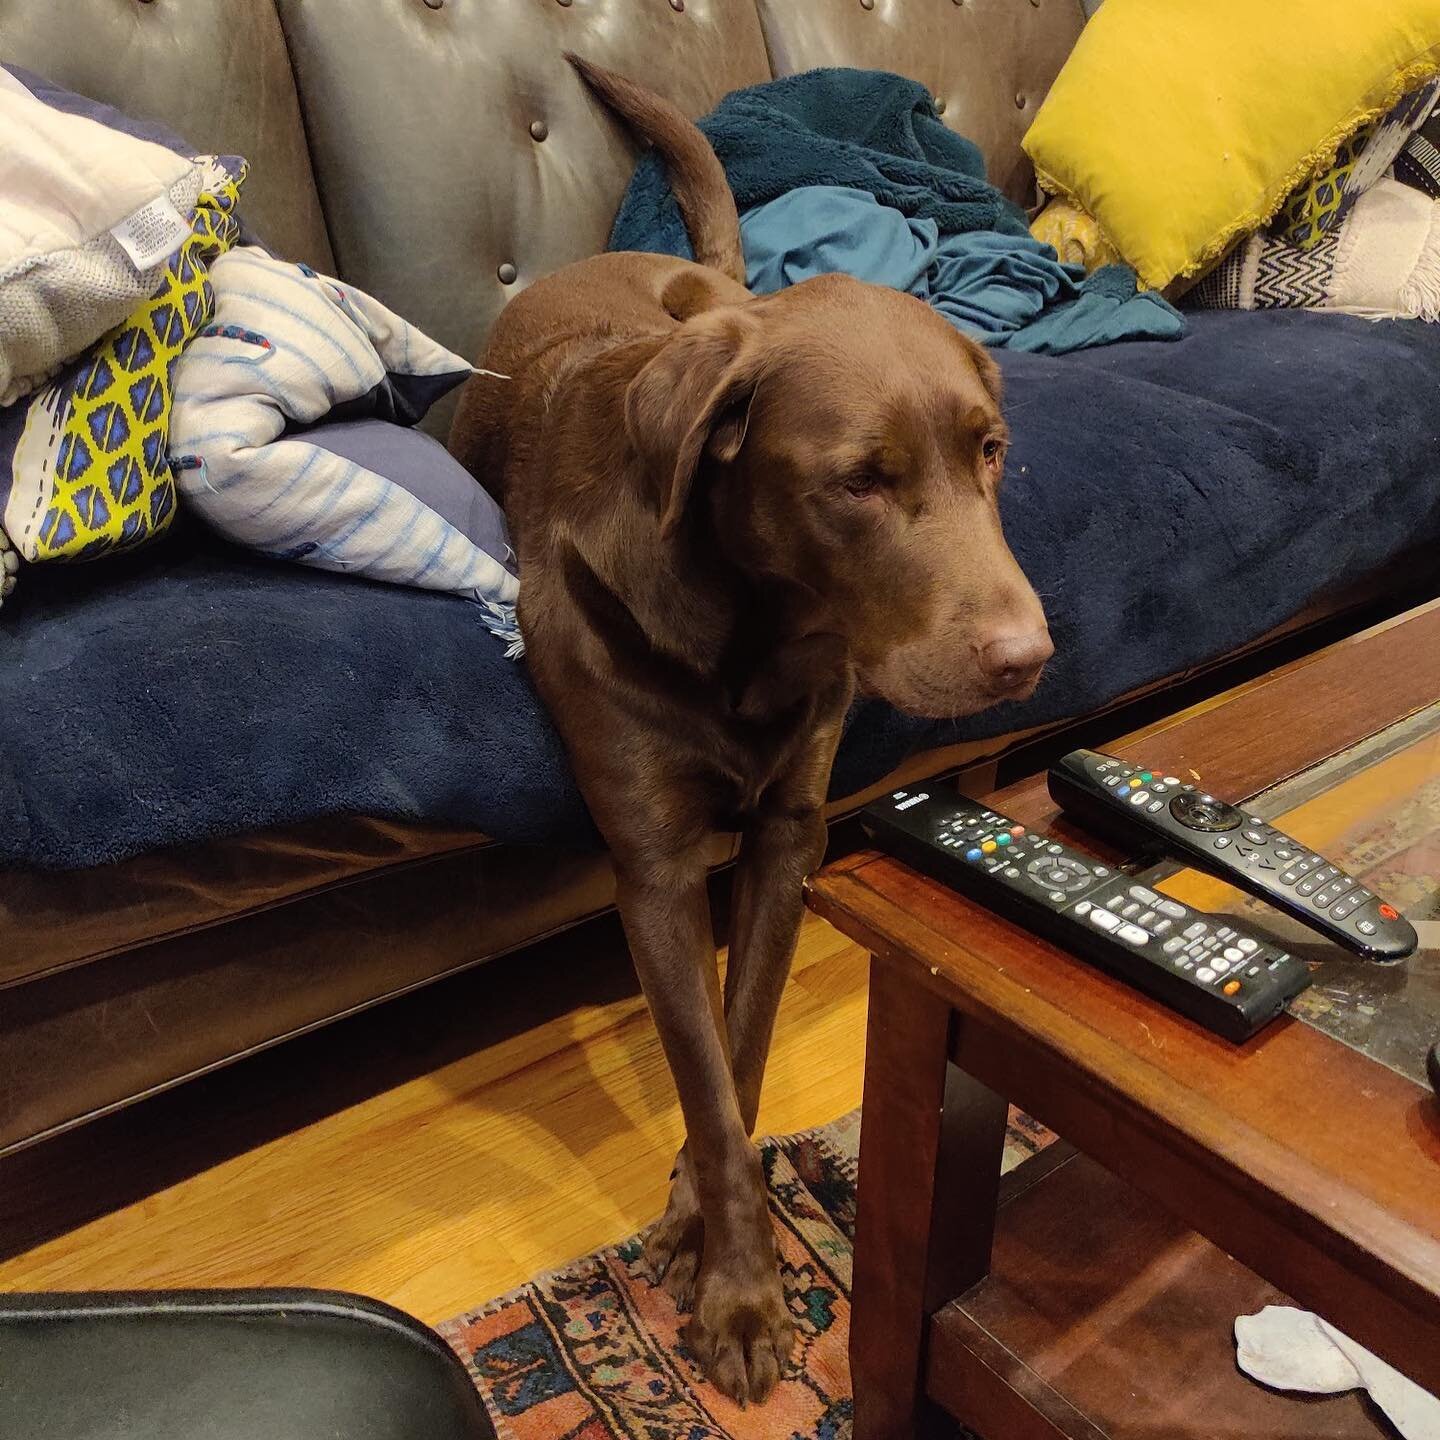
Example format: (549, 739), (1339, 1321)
(1022, 0), (1440, 291)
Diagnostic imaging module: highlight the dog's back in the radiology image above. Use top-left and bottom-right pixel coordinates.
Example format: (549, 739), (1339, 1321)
(448, 58), (748, 499)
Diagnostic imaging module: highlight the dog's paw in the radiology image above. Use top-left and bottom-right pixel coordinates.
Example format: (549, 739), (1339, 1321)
(684, 1250), (795, 1405)
(644, 1152), (703, 1309)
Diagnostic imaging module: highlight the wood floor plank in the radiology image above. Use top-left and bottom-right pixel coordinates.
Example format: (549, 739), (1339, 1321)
(0, 912), (870, 1324)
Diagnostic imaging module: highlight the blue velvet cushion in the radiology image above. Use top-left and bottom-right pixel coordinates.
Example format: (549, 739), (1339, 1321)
(3, 309), (1439, 869)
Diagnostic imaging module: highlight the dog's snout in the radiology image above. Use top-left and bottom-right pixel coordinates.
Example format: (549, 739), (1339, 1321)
(977, 627), (1053, 696)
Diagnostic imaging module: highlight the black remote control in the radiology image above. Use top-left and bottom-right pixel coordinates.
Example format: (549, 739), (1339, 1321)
(1047, 749), (1418, 962)
(861, 788), (1312, 1043)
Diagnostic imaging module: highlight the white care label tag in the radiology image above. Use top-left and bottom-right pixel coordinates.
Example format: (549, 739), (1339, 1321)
(110, 194), (189, 270)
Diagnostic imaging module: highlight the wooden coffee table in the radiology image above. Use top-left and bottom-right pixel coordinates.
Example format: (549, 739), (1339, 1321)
(807, 602), (1440, 1440)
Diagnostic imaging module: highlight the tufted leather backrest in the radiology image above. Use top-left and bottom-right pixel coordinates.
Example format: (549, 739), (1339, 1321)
(271, 0), (774, 433)
(0, 0), (1083, 435)
(0, 0), (333, 274)
(755, 0), (1085, 206)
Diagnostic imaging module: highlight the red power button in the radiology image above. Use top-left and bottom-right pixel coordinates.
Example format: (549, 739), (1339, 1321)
(1379, 902), (1399, 920)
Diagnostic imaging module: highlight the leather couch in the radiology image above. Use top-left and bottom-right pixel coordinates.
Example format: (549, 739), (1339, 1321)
(0, 0), (1410, 1163)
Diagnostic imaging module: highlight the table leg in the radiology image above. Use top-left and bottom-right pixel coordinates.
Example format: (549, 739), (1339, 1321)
(851, 957), (1010, 1440)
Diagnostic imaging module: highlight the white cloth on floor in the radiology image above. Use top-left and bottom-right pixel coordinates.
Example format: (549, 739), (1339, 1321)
(1235, 1305), (1440, 1439)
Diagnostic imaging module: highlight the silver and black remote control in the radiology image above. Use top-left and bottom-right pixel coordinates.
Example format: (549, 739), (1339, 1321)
(861, 788), (1312, 1043)
(1047, 749), (1418, 962)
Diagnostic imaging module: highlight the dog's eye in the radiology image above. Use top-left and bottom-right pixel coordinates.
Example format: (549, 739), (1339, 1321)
(982, 437), (1005, 471)
(843, 469), (883, 499)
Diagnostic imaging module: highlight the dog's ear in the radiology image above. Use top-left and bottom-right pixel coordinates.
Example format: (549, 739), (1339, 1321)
(961, 334), (1003, 409)
(624, 309), (760, 539)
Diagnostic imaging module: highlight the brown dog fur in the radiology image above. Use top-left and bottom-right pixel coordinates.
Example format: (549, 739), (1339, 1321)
(449, 57), (1051, 1404)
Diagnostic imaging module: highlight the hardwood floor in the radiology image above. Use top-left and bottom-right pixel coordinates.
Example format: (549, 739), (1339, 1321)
(0, 907), (869, 1326)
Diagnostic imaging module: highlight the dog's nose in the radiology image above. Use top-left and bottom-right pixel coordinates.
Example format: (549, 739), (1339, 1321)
(978, 628), (1053, 696)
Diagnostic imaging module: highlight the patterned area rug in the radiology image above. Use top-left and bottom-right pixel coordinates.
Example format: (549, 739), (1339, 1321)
(438, 1107), (1055, 1439)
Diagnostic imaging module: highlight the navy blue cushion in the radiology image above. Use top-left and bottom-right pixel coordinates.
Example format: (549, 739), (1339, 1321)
(3, 310), (1439, 870)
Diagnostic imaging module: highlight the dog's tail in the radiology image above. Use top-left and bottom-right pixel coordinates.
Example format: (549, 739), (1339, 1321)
(566, 54), (745, 287)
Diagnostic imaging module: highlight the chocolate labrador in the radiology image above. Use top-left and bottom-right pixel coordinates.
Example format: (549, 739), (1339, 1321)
(449, 57), (1051, 1404)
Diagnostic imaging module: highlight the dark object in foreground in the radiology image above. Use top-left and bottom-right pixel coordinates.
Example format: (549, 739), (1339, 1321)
(0, 1289), (495, 1440)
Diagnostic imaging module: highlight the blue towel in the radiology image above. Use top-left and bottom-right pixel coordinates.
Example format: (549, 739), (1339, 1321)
(740, 187), (1183, 353)
(610, 68), (1182, 354)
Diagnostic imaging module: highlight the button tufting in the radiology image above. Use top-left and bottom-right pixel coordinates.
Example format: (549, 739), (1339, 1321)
(669, 0), (685, 10)
(934, 97), (947, 115)
(498, 262), (518, 285)
(860, 0), (874, 9)
(1015, 92), (1027, 108)
(530, 120), (549, 141)
(422, 0), (443, 8)
(556, 0), (572, 7)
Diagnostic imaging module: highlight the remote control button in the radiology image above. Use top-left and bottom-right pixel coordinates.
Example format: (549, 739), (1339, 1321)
(1379, 902), (1399, 920)
(1118, 923), (1150, 944)
(1279, 869), (1299, 885)
(1273, 846), (1297, 862)
(1242, 828), (1268, 844)
(1163, 936), (1186, 954)
(1009, 825), (1026, 838)
(1247, 964), (1263, 977)
(1129, 885), (1159, 904)
(1216, 927), (1235, 939)
(1140, 771), (1153, 782)
(1157, 899), (1187, 919)
(1183, 921), (1207, 939)
(1127, 778), (1142, 788)
(1237, 938), (1258, 953)
(1316, 865), (1338, 883)
(1090, 908), (1121, 932)
(1223, 946), (1243, 961)
(1106, 895), (1124, 910)
(1004, 866), (1019, 878)
(1213, 836), (1232, 849)
(1130, 790), (1151, 805)
(1147, 800), (1165, 813)
(1332, 876), (1355, 896)
(1296, 875), (1321, 896)
(1331, 896), (1359, 919)
(996, 833), (1012, 846)
(1312, 883), (1342, 908)
(1223, 979), (1242, 995)
(1169, 791), (1244, 832)
(1197, 966), (1217, 982)
(1094, 866), (1110, 877)
(1048, 844), (1063, 855)
(1050, 891), (1065, 901)
(1104, 775), (1121, 787)
(1357, 919), (1377, 936)
(1139, 909), (1158, 927)
(1121, 902), (1141, 918)
(1153, 919), (1172, 935)
(1211, 957), (1230, 973)
(982, 841), (997, 853)
(965, 847), (982, 860)
(1074, 901), (1092, 917)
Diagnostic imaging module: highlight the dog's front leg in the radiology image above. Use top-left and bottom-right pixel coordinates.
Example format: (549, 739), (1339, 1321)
(615, 847), (794, 1405)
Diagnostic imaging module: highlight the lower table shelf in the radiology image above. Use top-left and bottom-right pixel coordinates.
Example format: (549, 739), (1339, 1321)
(927, 1150), (1392, 1440)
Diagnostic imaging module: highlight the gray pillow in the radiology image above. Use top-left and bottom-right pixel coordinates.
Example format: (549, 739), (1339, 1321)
(304, 420), (514, 574)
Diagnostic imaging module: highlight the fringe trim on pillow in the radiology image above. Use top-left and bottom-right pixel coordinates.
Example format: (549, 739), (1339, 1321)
(1035, 47), (1440, 290)
(473, 596), (525, 658)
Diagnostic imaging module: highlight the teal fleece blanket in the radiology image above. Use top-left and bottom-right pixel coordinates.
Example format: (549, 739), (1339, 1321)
(609, 68), (1181, 354)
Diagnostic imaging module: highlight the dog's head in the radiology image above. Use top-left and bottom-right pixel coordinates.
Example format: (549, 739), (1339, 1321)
(625, 273), (1052, 718)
